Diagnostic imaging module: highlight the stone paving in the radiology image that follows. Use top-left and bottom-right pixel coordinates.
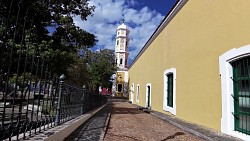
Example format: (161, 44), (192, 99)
(104, 102), (203, 141)
(64, 104), (112, 141)
(64, 100), (242, 141)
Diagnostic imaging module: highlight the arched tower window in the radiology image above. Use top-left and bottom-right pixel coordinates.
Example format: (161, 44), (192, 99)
(116, 40), (119, 45)
(120, 58), (123, 64)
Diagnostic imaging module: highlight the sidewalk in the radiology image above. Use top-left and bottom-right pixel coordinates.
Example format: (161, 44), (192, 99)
(64, 104), (112, 141)
(150, 110), (241, 141)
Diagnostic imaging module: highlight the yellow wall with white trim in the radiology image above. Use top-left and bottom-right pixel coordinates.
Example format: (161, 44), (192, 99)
(128, 0), (250, 131)
(116, 71), (125, 97)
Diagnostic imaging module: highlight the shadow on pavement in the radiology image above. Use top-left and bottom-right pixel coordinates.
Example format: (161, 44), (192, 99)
(111, 107), (143, 115)
(160, 132), (185, 141)
(105, 132), (142, 141)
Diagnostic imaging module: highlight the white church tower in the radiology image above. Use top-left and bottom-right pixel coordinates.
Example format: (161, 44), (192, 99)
(115, 21), (130, 70)
(112, 21), (130, 97)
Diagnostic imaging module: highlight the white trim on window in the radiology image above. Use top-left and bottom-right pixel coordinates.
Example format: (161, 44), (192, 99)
(219, 44), (250, 141)
(130, 83), (134, 103)
(145, 83), (152, 108)
(136, 84), (140, 103)
(163, 68), (176, 115)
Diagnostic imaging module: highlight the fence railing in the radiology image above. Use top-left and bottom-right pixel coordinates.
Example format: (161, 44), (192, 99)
(0, 1), (107, 140)
(0, 72), (107, 140)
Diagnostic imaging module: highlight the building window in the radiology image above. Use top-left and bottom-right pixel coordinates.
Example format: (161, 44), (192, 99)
(167, 74), (173, 107)
(125, 59), (128, 66)
(130, 84), (134, 103)
(146, 83), (151, 108)
(115, 59), (117, 64)
(120, 58), (123, 64)
(116, 40), (119, 45)
(163, 68), (176, 115)
(117, 84), (123, 93)
(136, 84), (140, 103)
(219, 44), (250, 140)
(231, 57), (250, 135)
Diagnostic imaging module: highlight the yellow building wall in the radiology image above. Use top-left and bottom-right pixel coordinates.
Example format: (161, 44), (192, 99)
(116, 71), (125, 97)
(128, 0), (250, 131)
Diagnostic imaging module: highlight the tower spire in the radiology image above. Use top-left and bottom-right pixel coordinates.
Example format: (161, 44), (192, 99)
(122, 14), (125, 24)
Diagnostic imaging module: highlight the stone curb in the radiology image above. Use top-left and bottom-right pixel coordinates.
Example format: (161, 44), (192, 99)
(99, 104), (112, 141)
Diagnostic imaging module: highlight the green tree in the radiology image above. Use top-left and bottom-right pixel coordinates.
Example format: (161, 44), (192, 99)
(85, 49), (116, 90)
(0, 0), (97, 76)
(66, 56), (88, 86)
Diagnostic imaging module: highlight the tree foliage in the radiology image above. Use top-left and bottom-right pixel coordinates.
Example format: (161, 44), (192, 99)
(84, 49), (116, 90)
(0, 0), (97, 75)
(0, 0), (116, 89)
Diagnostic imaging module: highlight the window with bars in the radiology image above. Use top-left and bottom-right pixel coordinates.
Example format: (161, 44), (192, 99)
(163, 68), (176, 115)
(232, 56), (250, 135)
(146, 85), (151, 108)
(136, 85), (140, 102)
(167, 73), (173, 107)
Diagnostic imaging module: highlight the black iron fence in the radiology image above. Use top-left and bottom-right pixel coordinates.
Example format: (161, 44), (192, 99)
(0, 72), (107, 140)
(0, 0), (107, 140)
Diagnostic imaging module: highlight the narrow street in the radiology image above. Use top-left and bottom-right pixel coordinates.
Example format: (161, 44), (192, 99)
(64, 100), (239, 141)
(104, 102), (202, 141)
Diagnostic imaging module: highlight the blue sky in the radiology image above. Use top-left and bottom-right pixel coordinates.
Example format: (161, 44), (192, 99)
(74, 0), (176, 64)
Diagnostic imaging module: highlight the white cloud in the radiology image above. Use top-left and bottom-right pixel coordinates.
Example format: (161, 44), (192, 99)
(74, 0), (164, 63)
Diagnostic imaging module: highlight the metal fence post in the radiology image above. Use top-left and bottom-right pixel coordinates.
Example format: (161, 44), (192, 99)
(81, 85), (86, 115)
(55, 74), (65, 125)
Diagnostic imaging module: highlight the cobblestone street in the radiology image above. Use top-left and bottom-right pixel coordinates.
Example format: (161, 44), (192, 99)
(104, 102), (203, 141)
(64, 101), (239, 141)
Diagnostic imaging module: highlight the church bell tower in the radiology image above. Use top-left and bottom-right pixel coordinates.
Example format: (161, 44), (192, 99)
(113, 21), (130, 97)
(115, 21), (130, 70)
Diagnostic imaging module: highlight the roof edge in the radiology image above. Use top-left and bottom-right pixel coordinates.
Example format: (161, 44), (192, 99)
(128, 0), (188, 69)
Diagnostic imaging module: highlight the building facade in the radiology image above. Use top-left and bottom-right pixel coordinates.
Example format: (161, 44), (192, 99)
(113, 22), (130, 97)
(128, 0), (250, 140)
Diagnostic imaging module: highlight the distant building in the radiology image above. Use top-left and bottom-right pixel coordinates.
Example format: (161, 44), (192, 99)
(128, 0), (250, 140)
(112, 21), (130, 97)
